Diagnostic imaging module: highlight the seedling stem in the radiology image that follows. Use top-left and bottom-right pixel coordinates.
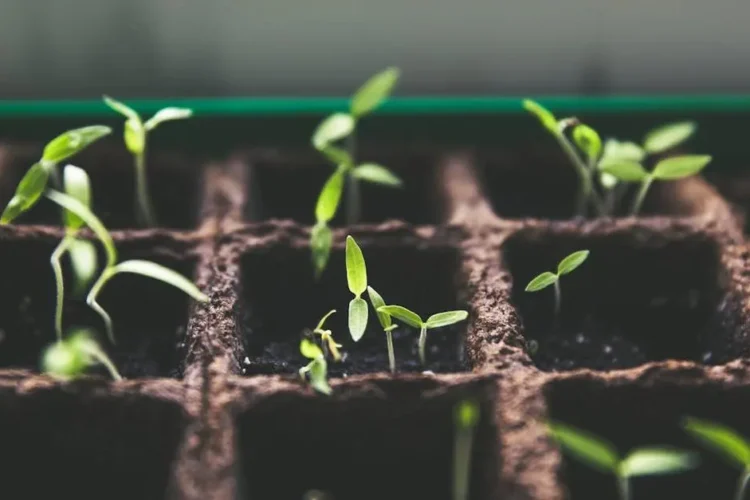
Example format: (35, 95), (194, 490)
(386, 326), (396, 373)
(630, 176), (654, 216)
(617, 475), (630, 500)
(418, 324), (428, 367)
(51, 235), (75, 341)
(453, 399), (480, 500)
(738, 470), (750, 500)
(553, 279), (561, 319)
(134, 149), (156, 226)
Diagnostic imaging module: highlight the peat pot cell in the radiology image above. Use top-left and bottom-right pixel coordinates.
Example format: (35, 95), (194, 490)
(545, 377), (750, 500)
(236, 381), (499, 500)
(0, 236), (198, 378)
(504, 230), (737, 371)
(0, 387), (186, 500)
(247, 151), (441, 225)
(0, 144), (201, 229)
(240, 243), (469, 376)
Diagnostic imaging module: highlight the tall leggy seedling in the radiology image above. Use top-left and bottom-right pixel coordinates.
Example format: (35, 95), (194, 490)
(549, 421), (698, 500)
(103, 96), (192, 227)
(525, 250), (589, 319)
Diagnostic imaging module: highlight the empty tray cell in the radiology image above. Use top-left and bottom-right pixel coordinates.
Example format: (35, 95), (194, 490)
(239, 239), (469, 375)
(236, 379), (499, 500)
(0, 232), (201, 378)
(0, 143), (202, 229)
(503, 226), (741, 371)
(247, 150), (442, 225)
(545, 375), (750, 500)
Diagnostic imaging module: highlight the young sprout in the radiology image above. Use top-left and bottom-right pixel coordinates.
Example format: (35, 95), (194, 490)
(103, 96), (192, 227)
(43, 328), (122, 381)
(549, 421), (698, 500)
(345, 236), (369, 342)
(310, 309), (342, 361)
(453, 398), (480, 500)
(525, 250), (589, 319)
(44, 189), (208, 343)
(377, 305), (468, 366)
(367, 286), (398, 373)
(299, 338), (332, 396)
(683, 417), (750, 500)
(1, 125), (111, 224)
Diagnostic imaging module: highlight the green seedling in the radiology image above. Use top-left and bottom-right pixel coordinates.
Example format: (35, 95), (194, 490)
(683, 417), (750, 500)
(1, 125), (111, 224)
(643, 121), (697, 155)
(43, 328), (122, 381)
(311, 165), (345, 278)
(310, 309), (343, 361)
(377, 305), (468, 366)
(345, 236), (369, 342)
(299, 338), (332, 396)
(367, 286), (398, 373)
(44, 189), (208, 343)
(549, 421), (698, 500)
(525, 250), (589, 319)
(453, 399), (480, 500)
(103, 96), (192, 227)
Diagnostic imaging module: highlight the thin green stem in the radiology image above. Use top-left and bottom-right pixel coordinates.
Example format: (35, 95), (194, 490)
(134, 147), (157, 227)
(553, 279), (561, 320)
(51, 236), (74, 342)
(617, 475), (631, 500)
(418, 325), (428, 366)
(630, 176), (654, 216)
(86, 267), (115, 343)
(86, 344), (123, 381)
(555, 134), (604, 217)
(736, 469), (750, 500)
(386, 329), (395, 373)
(345, 130), (360, 225)
(453, 427), (474, 500)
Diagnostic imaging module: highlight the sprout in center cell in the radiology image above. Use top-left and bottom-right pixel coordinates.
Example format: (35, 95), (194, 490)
(525, 250), (589, 320)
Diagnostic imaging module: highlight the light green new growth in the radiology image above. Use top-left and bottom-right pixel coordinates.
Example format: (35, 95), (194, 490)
(44, 189), (208, 343)
(453, 399), (480, 500)
(377, 304), (468, 366)
(525, 250), (589, 319)
(643, 122), (697, 154)
(549, 421), (698, 500)
(683, 417), (750, 500)
(43, 328), (122, 381)
(367, 286), (398, 373)
(103, 96), (192, 227)
(345, 235), (369, 342)
(311, 309), (343, 361)
(299, 337), (332, 395)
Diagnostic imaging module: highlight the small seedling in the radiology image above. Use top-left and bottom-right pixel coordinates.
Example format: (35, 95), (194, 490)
(345, 235), (369, 342)
(377, 304), (468, 366)
(549, 421), (698, 500)
(299, 338), (332, 396)
(103, 96), (192, 227)
(1, 125), (111, 224)
(683, 417), (750, 500)
(43, 328), (122, 381)
(310, 309), (342, 361)
(525, 250), (589, 319)
(367, 286), (398, 373)
(453, 398), (480, 500)
(311, 165), (345, 278)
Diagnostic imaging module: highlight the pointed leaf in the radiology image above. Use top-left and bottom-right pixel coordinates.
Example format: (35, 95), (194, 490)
(315, 167), (345, 223)
(110, 260), (208, 302)
(523, 99), (558, 134)
(68, 238), (98, 295)
(319, 145), (354, 167)
(425, 310), (468, 329)
(308, 357), (332, 395)
(312, 113), (355, 150)
(377, 305), (423, 329)
(62, 164), (91, 230)
(620, 448), (699, 477)
(350, 67), (400, 118)
(345, 235), (367, 295)
(683, 417), (750, 468)
(525, 272), (558, 292)
(548, 422), (620, 473)
(1, 161), (51, 224)
(311, 222), (333, 278)
(300, 338), (324, 360)
(315, 309), (337, 332)
(348, 297), (368, 341)
(643, 122), (697, 154)
(572, 124), (602, 162)
(652, 155), (711, 180)
(602, 139), (645, 163)
(103, 95), (140, 122)
(367, 286), (392, 330)
(145, 107), (193, 131)
(599, 160), (648, 182)
(557, 250), (590, 276)
(352, 164), (402, 187)
(43, 125), (111, 164)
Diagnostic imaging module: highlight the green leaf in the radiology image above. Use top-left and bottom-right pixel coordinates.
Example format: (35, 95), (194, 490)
(345, 235), (367, 296)
(312, 113), (355, 150)
(600, 172), (618, 190)
(525, 272), (558, 292)
(557, 250), (590, 276)
(602, 139), (645, 163)
(62, 164), (91, 230)
(651, 155), (711, 180)
(319, 145), (354, 167)
(599, 160), (648, 182)
(42, 339), (87, 379)
(124, 118), (145, 155)
(308, 357), (332, 395)
(144, 107), (193, 131)
(643, 122), (697, 154)
(43, 125), (112, 164)
(548, 422), (620, 473)
(454, 399), (480, 429)
(683, 417), (750, 468)
(315, 167), (346, 223)
(300, 338), (324, 359)
(352, 164), (402, 187)
(425, 310), (468, 329)
(377, 305), (423, 329)
(315, 309), (337, 332)
(1, 161), (52, 224)
(367, 286), (392, 330)
(350, 67), (400, 118)
(103, 95), (140, 122)
(311, 222), (333, 279)
(348, 297), (368, 341)
(572, 124), (602, 162)
(68, 238), (98, 296)
(110, 260), (209, 302)
(522, 99), (558, 134)
(620, 448), (698, 477)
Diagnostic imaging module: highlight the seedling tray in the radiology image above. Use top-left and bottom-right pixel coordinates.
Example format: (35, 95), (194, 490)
(2, 96), (750, 500)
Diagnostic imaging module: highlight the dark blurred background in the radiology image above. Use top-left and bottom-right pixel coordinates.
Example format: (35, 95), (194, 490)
(1, 0), (748, 99)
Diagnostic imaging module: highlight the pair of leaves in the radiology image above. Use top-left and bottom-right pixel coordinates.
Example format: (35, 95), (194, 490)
(683, 417), (750, 470)
(43, 328), (122, 381)
(299, 339), (331, 395)
(346, 236), (369, 341)
(525, 250), (589, 293)
(376, 304), (468, 330)
(600, 155), (712, 183)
